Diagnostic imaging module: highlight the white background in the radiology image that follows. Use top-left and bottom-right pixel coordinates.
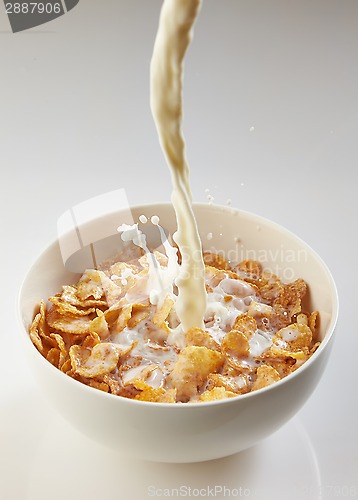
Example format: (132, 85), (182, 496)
(1, 1), (357, 499)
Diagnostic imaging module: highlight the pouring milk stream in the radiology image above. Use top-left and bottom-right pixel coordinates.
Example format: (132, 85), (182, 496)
(150, 0), (206, 331)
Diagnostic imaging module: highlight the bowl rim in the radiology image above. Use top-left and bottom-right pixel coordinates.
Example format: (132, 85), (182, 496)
(17, 202), (339, 409)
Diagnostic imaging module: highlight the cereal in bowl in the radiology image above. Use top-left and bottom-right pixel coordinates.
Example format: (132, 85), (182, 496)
(29, 235), (320, 403)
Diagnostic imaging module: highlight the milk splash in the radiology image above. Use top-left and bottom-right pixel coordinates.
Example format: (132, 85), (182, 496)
(118, 218), (179, 307)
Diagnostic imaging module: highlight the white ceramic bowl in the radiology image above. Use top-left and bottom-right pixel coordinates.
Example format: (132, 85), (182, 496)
(18, 203), (338, 463)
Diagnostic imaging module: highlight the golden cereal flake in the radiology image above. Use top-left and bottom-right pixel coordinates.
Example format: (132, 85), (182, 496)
(275, 279), (307, 318)
(235, 260), (262, 285)
(127, 303), (151, 329)
(132, 379), (176, 403)
(89, 310), (110, 339)
(110, 261), (139, 278)
(101, 373), (130, 396)
(89, 379), (110, 393)
(77, 269), (123, 306)
(185, 327), (220, 351)
(274, 323), (312, 351)
(269, 347), (308, 362)
(29, 300), (56, 353)
(296, 313), (308, 326)
(247, 301), (274, 319)
(207, 373), (249, 395)
(260, 354), (296, 378)
(152, 295), (175, 332)
(198, 386), (237, 401)
(108, 262), (139, 296)
(82, 332), (101, 349)
(77, 269), (107, 300)
(309, 342), (321, 356)
(139, 251), (169, 269)
(111, 303), (132, 333)
(46, 306), (93, 335)
(69, 343), (121, 378)
(205, 266), (229, 288)
(308, 311), (319, 337)
(222, 329), (250, 358)
(60, 358), (72, 374)
(268, 322), (313, 362)
(260, 280), (284, 303)
(252, 365), (281, 391)
(29, 311), (44, 353)
(168, 346), (224, 402)
(203, 252), (231, 270)
(50, 333), (68, 368)
(61, 285), (107, 308)
(48, 295), (96, 316)
(159, 388), (177, 403)
(231, 314), (257, 339)
(46, 348), (61, 368)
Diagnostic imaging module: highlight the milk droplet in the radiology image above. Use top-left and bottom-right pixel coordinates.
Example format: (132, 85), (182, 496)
(240, 182), (244, 187)
(139, 215), (147, 224)
(151, 215), (160, 225)
(207, 232), (213, 240)
(249, 126), (255, 132)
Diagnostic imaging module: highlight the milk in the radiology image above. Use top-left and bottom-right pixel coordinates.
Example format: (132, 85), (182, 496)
(150, 0), (206, 331)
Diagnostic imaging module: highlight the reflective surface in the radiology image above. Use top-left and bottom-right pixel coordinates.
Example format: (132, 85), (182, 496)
(1, 388), (323, 500)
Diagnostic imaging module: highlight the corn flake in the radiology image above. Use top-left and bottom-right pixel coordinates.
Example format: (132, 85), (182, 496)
(222, 330), (250, 358)
(82, 332), (101, 349)
(69, 343), (121, 378)
(127, 303), (151, 329)
(273, 323), (312, 351)
(61, 285), (107, 308)
(185, 327), (220, 351)
(198, 386), (237, 401)
(89, 379), (110, 393)
(207, 373), (249, 395)
(275, 279), (307, 318)
(133, 379), (176, 403)
(89, 310), (110, 339)
(203, 252), (231, 270)
(46, 348), (60, 368)
(29, 301), (56, 353)
(48, 295), (96, 316)
(168, 346), (224, 402)
(50, 333), (67, 368)
(113, 304), (133, 333)
(235, 260), (262, 286)
(60, 358), (72, 374)
(252, 365), (281, 391)
(152, 295), (174, 332)
(231, 314), (257, 339)
(47, 306), (92, 335)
